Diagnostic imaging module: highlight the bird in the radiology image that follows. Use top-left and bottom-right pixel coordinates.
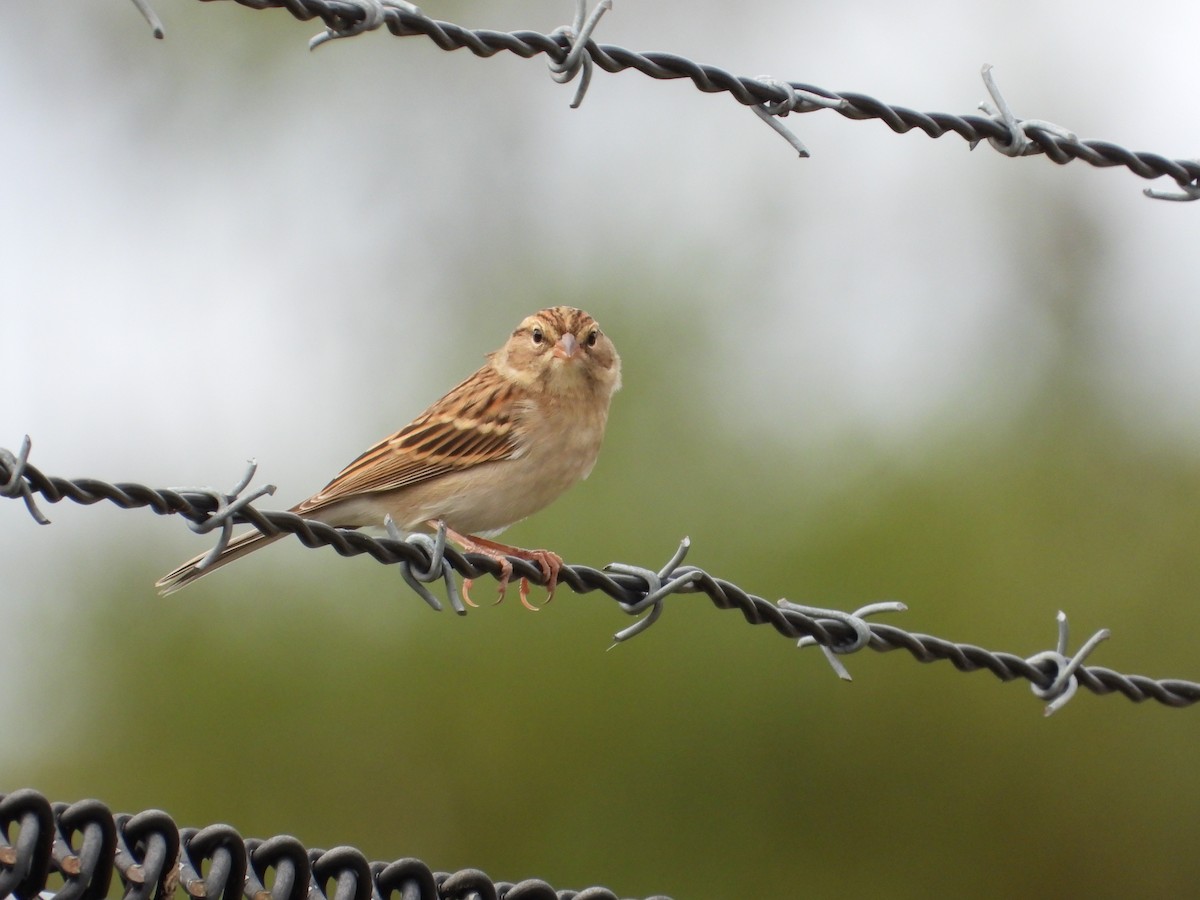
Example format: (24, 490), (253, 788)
(156, 306), (621, 608)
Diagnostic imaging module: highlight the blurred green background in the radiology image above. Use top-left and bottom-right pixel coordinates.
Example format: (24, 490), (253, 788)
(4, 2), (1200, 898)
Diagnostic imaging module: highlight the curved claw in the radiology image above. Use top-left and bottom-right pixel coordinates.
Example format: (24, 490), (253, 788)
(489, 556), (515, 606)
(441, 523), (563, 613)
(517, 579), (541, 612)
(532, 549), (562, 603)
(460, 578), (480, 608)
(513, 550), (561, 609)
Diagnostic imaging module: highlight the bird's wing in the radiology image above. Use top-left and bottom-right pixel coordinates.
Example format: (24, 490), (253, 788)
(294, 365), (525, 514)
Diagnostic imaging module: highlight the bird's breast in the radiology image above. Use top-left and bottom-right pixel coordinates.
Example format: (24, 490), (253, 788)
(382, 401), (609, 536)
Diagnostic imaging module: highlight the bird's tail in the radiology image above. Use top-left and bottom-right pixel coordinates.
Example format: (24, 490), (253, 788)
(155, 528), (285, 596)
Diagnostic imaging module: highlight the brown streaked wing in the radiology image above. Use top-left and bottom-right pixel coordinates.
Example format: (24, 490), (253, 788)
(294, 366), (523, 513)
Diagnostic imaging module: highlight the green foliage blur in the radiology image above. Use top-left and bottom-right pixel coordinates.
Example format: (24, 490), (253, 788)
(11, 255), (1200, 898)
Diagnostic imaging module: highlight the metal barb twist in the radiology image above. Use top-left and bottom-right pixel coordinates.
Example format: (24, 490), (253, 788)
(309, 0), (420, 50)
(171, 461), (277, 572)
(604, 537), (695, 646)
(128, 0), (165, 38)
(0, 436), (51, 525)
(548, 0), (613, 108)
(786, 600), (908, 681)
(384, 516), (461, 613)
(751, 76), (811, 158)
(1026, 610), (1112, 716)
(974, 63), (1077, 158)
(1143, 174), (1200, 202)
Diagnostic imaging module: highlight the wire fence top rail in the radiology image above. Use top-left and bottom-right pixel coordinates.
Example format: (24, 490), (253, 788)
(4, 439), (1199, 713)
(134, 0), (1200, 200)
(0, 788), (667, 900)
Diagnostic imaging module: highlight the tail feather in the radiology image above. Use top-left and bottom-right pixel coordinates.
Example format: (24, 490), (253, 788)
(155, 528), (285, 596)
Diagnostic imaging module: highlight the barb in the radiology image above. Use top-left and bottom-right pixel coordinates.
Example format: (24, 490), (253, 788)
(128, 0), (165, 39)
(0, 789), (669, 900)
(171, 460), (276, 572)
(547, 0), (613, 108)
(184, 0), (1200, 198)
(788, 600), (909, 681)
(973, 63), (1078, 158)
(1027, 610), (1112, 716)
(3, 443), (1199, 710)
(309, 0), (421, 51)
(0, 436), (50, 525)
(605, 537), (696, 645)
(1144, 174), (1200, 202)
(385, 515), (463, 613)
(751, 76), (810, 158)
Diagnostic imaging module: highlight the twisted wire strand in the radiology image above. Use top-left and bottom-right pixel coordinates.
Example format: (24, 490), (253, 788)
(3, 447), (1198, 710)
(0, 788), (667, 900)
(187, 0), (1200, 193)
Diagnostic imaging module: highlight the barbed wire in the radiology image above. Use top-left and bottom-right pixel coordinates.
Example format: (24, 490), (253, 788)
(4, 438), (1199, 713)
(121, 0), (1200, 200)
(0, 788), (666, 900)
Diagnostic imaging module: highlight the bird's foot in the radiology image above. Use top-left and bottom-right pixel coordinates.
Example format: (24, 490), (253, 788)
(437, 523), (561, 611)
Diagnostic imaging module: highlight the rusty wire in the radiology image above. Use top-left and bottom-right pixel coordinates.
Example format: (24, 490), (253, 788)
(0, 788), (665, 900)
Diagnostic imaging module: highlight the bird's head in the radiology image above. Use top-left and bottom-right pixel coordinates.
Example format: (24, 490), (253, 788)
(493, 306), (622, 399)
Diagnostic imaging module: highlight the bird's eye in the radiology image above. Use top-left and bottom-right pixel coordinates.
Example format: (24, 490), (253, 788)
(531, 327), (544, 345)
(586, 330), (599, 348)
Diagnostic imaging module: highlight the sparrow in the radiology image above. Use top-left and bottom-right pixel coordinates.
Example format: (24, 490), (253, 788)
(156, 306), (621, 608)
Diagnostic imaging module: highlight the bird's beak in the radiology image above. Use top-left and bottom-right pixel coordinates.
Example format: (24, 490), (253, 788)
(553, 333), (580, 360)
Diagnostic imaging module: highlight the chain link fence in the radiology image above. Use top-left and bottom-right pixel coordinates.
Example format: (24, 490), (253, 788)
(0, 788), (666, 900)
